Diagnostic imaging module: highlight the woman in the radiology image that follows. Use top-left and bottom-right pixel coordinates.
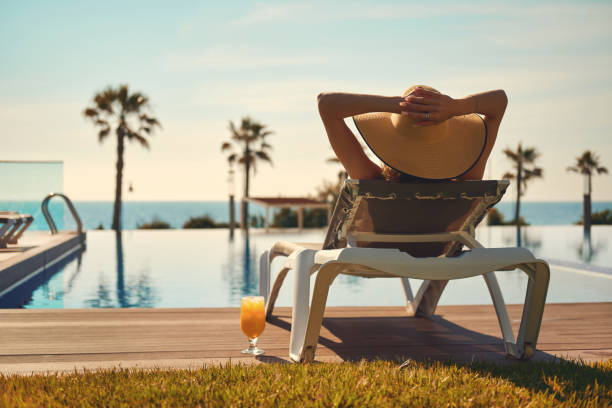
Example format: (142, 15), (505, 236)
(317, 86), (507, 181)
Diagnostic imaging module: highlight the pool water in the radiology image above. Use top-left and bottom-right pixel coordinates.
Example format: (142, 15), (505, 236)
(2, 226), (611, 309)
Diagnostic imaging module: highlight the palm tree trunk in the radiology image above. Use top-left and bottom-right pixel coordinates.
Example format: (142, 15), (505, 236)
(584, 173), (591, 236)
(241, 148), (250, 230)
(515, 162), (522, 246)
(515, 163), (522, 224)
(115, 230), (126, 307)
(112, 131), (124, 231)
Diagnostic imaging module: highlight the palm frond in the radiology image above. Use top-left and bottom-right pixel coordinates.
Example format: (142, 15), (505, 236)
(94, 88), (117, 113)
(523, 167), (543, 182)
(228, 120), (238, 134)
(83, 108), (99, 118)
(566, 166), (579, 173)
(502, 172), (514, 180)
(118, 85), (129, 107)
(226, 117), (274, 181)
(126, 130), (150, 149)
(249, 123), (263, 134)
(228, 121), (246, 141)
(85, 84), (160, 156)
(502, 148), (519, 162)
(522, 148), (540, 163)
(126, 92), (147, 112)
(255, 150), (272, 164)
(140, 114), (160, 128)
(94, 98), (113, 114)
(520, 170), (541, 193)
(579, 151), (595, 165)
(241, 117), (253, 130)
(572, 150), (608, 177)
(98, 127), (111, 142)
(247, 134), (261, 143)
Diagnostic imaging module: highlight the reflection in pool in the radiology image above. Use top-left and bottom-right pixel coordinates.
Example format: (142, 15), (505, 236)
(482, 225), (611, 268)
(84, 231), (160, 308)
(2, 226), (611, 309)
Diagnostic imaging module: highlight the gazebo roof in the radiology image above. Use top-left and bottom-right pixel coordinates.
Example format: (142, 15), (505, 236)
(245, 197), (328, 207)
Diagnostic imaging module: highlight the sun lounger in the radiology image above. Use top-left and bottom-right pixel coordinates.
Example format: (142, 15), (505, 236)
(0, 211), (34, 248)
(258, 179), (550, 362)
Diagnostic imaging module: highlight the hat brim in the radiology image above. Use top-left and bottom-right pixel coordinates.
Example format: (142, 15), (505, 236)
(353, 113), (487, 180)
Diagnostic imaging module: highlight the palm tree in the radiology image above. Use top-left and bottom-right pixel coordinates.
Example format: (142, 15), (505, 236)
(326, 143), (374, 184)
(221, 117), (273, 228)
(502, 143), (543, 225)
(315, 178), (342, 205)
(83, 85), (161, 231)
(567, 150), (608, 234)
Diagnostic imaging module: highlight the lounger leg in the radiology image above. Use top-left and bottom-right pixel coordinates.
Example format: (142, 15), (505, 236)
(0, 222), (12, 248)
(266, 267), (290, 319)
(483, 271), (515, 350)
(512, 261), (550, 359)
(264, 247), (297, 318)
(401, 278), (414, 312)
(413, 280), (449, 316)
(291, 263), (342, 363)
(259, 250), (270, 302)
(289, 249), (316, 362)
(9, 218), (33, 244)
(298, 264), (342, 363)
(2, 223), (21, 246)
(411, 231), (484, 316)
(402, 278), (432, 316)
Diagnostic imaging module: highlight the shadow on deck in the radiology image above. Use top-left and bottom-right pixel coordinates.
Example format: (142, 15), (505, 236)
(0, 302), (610, 375)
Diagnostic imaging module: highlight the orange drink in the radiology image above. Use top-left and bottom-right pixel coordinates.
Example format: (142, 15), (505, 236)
(240, 296), (265, 355)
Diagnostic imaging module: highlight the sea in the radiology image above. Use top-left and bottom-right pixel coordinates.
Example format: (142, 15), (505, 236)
(1, 200), (611, 231)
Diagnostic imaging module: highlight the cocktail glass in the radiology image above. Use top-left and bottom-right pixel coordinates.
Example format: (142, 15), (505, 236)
(240, 296), (265, 355)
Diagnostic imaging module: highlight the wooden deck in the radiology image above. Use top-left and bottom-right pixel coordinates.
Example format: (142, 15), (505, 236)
(0, 231), (85, 298)
(1, 302), (610, 375)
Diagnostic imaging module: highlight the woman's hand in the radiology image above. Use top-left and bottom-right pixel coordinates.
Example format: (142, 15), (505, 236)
(398, 87), (456, 127)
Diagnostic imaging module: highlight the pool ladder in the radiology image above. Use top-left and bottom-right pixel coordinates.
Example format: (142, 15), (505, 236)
(41, 193), (83, 234)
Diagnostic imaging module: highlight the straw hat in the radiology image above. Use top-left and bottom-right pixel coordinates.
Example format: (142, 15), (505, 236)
(353, 85), (487, 180)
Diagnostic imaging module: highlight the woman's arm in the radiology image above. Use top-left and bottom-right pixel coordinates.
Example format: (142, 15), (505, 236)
(453, 89), (508, 122)
(318, 88), (508, 180)
(399, 88), (507, 126)
(399, 87), (507, 180)
(317, 92), (404, 179)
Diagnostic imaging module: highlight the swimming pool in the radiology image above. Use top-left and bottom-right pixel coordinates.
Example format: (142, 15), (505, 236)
(1, 226), (611, 309)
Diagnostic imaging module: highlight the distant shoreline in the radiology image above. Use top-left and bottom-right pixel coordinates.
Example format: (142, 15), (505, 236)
(13, 199), (610, 204)
(1, 200), (611, 230)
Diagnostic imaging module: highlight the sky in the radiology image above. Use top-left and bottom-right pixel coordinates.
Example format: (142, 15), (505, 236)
(1, 0), (611, 202)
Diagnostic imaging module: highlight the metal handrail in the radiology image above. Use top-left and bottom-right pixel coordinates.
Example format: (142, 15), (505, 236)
(41, 193), (83, 234)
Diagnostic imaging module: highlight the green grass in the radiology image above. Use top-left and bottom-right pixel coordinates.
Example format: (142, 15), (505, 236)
(1, 359), (610, 407)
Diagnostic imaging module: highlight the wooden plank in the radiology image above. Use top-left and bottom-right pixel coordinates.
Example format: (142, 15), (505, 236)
(0, 303), (610, 374)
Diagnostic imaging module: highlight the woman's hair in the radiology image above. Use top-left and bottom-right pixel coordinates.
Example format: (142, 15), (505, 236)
(381, 164), (415, 182)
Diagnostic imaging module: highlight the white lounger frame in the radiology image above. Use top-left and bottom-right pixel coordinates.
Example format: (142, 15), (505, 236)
(259, 230), (550, 363)
(0, 212), (33, 248)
